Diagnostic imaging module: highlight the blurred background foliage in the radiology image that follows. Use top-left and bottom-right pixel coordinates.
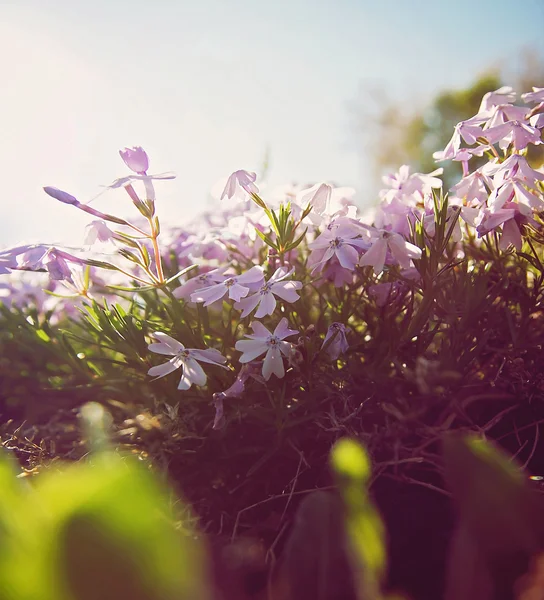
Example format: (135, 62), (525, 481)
(352, 49), (544, 192)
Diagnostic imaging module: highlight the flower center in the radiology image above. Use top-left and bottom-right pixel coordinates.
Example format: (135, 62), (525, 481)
(266, 335), (280, 347)
(329, 237), (343, 249)
(224, 277), (237, 287)
(259, 282), (272, 295)
(179, 350), (191, 360)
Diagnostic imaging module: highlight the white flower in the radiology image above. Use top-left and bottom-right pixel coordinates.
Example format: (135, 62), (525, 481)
(235, 318), (298, 380)
(191, 265), (264, 306)
(234, 267), (302, 318)
(147, 332), (228, 390)
(220, 170), (259, 201)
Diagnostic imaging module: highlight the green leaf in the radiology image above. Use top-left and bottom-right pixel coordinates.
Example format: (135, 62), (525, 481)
(279, 491), (358, 600)
(330, 438), (386, 599)
(443, 434), (544, 564)
(286, 228), (308, 252)
(254, 227), (278, 250)
(36, 453), (210, 600)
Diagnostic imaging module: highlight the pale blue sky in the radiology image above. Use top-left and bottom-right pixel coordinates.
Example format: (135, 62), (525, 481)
(2, 0), (543, 246)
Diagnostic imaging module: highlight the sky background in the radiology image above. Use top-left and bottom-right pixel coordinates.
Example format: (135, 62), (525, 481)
(2, 0), (544, 248)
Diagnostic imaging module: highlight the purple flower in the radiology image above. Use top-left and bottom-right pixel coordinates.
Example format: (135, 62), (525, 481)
(308, 219), (370, 272)
(42, 249), (74, 283)
(220, 170), (259, 201)
(488, 178), (544, 215)
(450, 167), (493, 205)
(359, 230), (422, 275)
(235, 318), (299, 380)
(212, 363), (262, 429)
(84, 220), (114, 245)
(147, 332), (227, 390)
(477, 202), (536, 251)
(119, 146), (149, 174)
(522, 88), (544, 104)
(478, 86), (516, 112)
(191, 265), (264, 306)
(174, 267), (227, 301)
(483, 121), (542, 151)
(234, 266), (302, 318)
(321, 323), (350, 360)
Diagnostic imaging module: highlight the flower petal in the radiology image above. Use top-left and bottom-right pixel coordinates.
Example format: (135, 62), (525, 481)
(148, 355), (183, 379)
(190, 348), (228, 366)
(262, 347), (284, 380)
(273, 317), (299, 340)
(248, 321), (272, 339)
(150, 332), (184, 354)
(235, 339), (267, 362)
(234, 293), (261, 318)
(178, 358), (207, 390)
(254, 292), (276, 318)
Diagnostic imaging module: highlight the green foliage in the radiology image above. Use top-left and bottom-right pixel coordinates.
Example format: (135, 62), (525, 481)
(0, 415), (543, 599)
(0, 423), (209, 600)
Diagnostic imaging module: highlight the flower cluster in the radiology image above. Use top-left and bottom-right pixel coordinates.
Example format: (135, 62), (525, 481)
(1, 86), (543, 426)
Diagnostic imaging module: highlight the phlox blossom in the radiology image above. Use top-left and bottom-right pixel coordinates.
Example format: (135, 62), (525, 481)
(221, 170), (259, 201)
(321, 323), (350, 360)
(119, 146), (149, 174)
(308, 219), (370, 272)
(191, 265), (264, 306)
(84, 220), (114, 245)
(234, 266), (302, 318)
(359, 230), (422, 275)
(521, 88), (544, 104)
(235, 318), (298, 380)
(147, 332), (228, 390)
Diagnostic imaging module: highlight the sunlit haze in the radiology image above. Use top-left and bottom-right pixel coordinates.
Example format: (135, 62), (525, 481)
(2, 0), (543, 247)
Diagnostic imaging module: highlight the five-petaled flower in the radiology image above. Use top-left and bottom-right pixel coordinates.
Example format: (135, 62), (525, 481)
(235, 318), (299, 380)
(191, 265), (264, 306)
(147, 332), (228, 390)
(234, 267), (302, 318)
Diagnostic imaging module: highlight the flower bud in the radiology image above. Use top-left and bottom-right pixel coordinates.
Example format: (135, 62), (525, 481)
(119, 146), (149, 174)
(43, 186), (79, 205)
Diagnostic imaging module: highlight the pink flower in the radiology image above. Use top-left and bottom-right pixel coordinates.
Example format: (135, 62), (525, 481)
(522, 88), (544, 104)
(308, 220), (370, 272)
(483, 121), (542, 151)
(483, 104), (529, 129)
(433, 116), (488, 161)
(234, 266), (302, 318)
(221, 170), (259, 201)
(84, 220), (114, 245)
(173, 267), (227, 301)
(478, 86), (516, 113)
(235, 318), (299, 380)
(191, 265), (264, 306)
(491, 155), (544, 189)
(42, 249), (75, 283)
(476, 203), (536, 251)
(488, 178), (544, 215)
(321, 323), (349, 360)
(359, 230), (421, 275)
(147, 332), (227, 390)
(450, 167), (493, 205)
(119, 146), (149, 174)
(212, 363), (262, 429)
